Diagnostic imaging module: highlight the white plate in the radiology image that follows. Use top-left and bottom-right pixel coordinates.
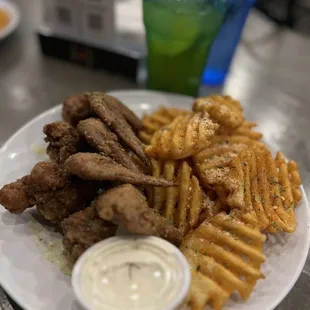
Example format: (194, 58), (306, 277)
(0, 0), (20, 41)
(0, 90), (309, 310)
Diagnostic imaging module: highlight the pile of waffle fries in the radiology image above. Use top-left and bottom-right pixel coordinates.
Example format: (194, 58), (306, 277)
(140, 95), (302, 310)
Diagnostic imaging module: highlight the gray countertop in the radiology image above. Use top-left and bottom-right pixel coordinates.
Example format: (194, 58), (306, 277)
(1, 1), (310, 310)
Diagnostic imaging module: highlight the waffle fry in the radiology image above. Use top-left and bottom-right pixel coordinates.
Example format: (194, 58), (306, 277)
(139, 107), (191, 144)
(181, 211), (266, 310)
(199, 195), (226, 223)
(218, 120), (263, 141)
(149, 160), (205, 234)
(193, 95), (244, 129)
(277, 152), (302, 204)
(145, 113), (219, 160)
(193, 135), (263, 189)
(227, 147), (300, 232)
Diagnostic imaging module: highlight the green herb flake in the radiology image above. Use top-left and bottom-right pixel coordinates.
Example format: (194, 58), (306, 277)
(272, 222), (281, 231)
(273, 193), (279, 199)
(243, 162), (248, 166)
(216, 165), (225, 169)
(270, 176), (279, 185)
(285, 201), (296, 210)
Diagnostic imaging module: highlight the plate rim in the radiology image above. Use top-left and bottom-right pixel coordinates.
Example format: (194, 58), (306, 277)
(0, 0), (20, 40)
(0, 89), (309, 310)
(270, 186), (310, 309)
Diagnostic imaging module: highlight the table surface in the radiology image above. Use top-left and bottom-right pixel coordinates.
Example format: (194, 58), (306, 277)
(1, 1), (310, 310)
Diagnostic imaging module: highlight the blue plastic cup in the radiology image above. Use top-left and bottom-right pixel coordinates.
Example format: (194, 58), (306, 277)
(202, 0), (255, 86)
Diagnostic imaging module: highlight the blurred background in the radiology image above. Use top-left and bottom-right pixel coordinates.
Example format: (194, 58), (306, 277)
(1, 1), (310, 309)
(0, 1), (310, 124)
(0, 0), (309, 135)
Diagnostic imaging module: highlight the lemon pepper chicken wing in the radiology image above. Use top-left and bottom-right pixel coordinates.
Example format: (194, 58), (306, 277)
(63, 93), (142, 131)
(61, 206), (117, 262)
(65, 153), (175, 187)
(44, 121), (82, 164)
(96, 92), (142, 132)
(0, 162), (98, 223)
(88, 92), (150, 167)
(62, 94), (93, 126)
(77, 118), (139, 172)
(0, 176), (34, 214)
(95, 184), (182, 245)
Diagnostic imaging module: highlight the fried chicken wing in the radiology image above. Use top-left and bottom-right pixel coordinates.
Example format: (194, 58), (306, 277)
(65, 153), (175, 187)
(77, 118), (139, 172)
(26, 162), (98, 223)
(0, 162), (98, 223)
(95, 184), (182, 245)
(44, 121), (81, 164)
(0, 176), (34, 214)
(62, 94), (93, 126)
(26, 161), (69, 192)
(63, 93), (142, 130)
(97, 93), (142, 131)
(88, 92), (150, 167)
(61, 206), (117, 262)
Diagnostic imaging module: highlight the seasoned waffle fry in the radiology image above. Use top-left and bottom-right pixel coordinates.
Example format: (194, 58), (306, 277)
(227, 147), (300, 232)
(199, 195), (226, 223)
(218, 120), (263, 141)
(181, 211), (266, 310)
(283, 155), (302, 204)
(193, 135), (263, 189)
(145, 113), (219, 159)
(149, 160), (205, 234)
(193, 95), (244, 129)
(139, 106), (191, 144)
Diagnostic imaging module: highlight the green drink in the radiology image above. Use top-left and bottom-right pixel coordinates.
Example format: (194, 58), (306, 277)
(143, 0), (226, 96)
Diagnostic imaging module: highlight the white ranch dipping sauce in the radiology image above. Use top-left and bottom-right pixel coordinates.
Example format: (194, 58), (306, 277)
(72, 236), (191, 310)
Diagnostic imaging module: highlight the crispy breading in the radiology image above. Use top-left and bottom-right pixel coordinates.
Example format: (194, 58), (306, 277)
(65, 153), (175, 187)
(44, 121), (81, 164)
(62, 94), (93, 126)
(100, 93), (142, 131)
(0, 176), (34, 214)
(0, 162), (98, 223)
(61, 206), (117, 262)
(88, 92), (149, 166)
(63, 92), (142, 131)
(77, 118), (139, 171)
(27, 162), (99, 223)
(95, 184), (182, 245)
